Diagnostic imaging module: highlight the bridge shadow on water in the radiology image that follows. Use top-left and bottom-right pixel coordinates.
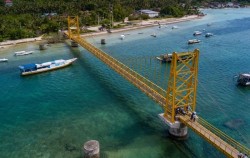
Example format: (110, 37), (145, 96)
(66, 45), (215, 158)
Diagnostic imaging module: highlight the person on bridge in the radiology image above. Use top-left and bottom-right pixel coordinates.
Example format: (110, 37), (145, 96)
(238, 152), (244, 158)
(190, 112), (197, 122)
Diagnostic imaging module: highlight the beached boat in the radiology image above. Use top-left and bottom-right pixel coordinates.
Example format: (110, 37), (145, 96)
(14, 50), (34, 56)
(188, 39), (200, 44)
(236, 73), (250, 86)
(193, 31), (202, 36)
(0, 58), (8, 62)
(18, 58), (77, 76)
(205, 33), (213, 37)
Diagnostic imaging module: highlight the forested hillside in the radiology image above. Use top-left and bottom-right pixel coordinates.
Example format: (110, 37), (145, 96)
(0, 0), (249, 41)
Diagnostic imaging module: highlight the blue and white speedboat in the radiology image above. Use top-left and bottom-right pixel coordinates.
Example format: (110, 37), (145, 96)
(19, 58), (77, 76)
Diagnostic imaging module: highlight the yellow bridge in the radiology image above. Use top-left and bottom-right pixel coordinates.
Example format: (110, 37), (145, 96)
(66, 16), (249, 158)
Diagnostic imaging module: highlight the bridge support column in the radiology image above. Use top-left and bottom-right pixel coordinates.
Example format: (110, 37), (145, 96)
(71, 41), (78, 47)
(159, 113), (188, 139)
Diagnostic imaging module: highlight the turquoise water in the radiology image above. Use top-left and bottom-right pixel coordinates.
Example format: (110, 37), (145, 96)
(0, 9), (250, 158)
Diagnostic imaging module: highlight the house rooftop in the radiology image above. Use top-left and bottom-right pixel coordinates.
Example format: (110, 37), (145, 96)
(139, 9), (159, 14)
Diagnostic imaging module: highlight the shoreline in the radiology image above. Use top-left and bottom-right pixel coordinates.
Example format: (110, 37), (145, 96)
(0, 15), (201, 49)
(0, 36), (44, 50)
(81, 15), (201, 37)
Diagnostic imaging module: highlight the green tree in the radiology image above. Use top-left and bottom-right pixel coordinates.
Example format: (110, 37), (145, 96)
(113, 4), (127, 22)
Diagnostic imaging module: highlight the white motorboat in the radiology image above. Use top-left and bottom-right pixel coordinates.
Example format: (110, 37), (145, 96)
(19, 58), (77, 76)
(172, 26), (179, 29)
(14, 50), (34, 56)
(193, 31), (202, 36)
(188, 39), (201, 44)
(151, 33), (157, 37)
(120, 34), (125, 40)
(0, 58), (8, 62)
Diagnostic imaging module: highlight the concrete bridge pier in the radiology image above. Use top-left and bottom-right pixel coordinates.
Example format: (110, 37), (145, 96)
(159, 113), (188, 139)
(71, 40), (78, 47)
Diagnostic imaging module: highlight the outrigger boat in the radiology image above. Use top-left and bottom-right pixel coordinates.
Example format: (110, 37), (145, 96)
(235, 73), (250, 86)
(19, 58), (77, 76)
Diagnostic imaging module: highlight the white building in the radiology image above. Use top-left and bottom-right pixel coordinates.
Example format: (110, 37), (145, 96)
(5, 0), (13, 6)
(138, 10), (159, 18)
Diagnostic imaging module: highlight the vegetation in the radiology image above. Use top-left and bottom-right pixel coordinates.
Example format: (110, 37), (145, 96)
(0, 0), (248, 41)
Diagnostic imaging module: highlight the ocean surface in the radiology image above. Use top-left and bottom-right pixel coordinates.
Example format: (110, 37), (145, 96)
(0, 9), (250, 158)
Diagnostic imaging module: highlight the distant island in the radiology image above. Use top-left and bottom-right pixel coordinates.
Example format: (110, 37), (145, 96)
(0, 0), (249, 41)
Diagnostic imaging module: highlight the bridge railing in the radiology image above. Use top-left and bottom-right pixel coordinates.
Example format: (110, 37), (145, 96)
(73, 36), (167, 104)
(197, 117), (250, 156)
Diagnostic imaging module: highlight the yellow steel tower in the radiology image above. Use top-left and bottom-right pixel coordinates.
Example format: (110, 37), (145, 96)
(67, 16), (80, 39)
(164, 49), (199, 123)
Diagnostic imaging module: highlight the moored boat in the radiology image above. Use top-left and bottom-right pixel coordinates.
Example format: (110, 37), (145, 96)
(156, 53), (191, 63)
(151, 33), (157, 37)
(120, 34), (125, 40)
(193, 31), (202, 36)
(19, 58), (77, 76)
(172, 26), (178, 29)
(14, 50), (34, 56)
(205, 33), (213, 37)
(188, 39), (200, 44)
(156, 54), (173, 62)
(236, 73), (250, 86)
(0, 58), (8, 62)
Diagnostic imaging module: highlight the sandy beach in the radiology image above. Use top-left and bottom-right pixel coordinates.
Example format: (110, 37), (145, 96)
(0, 15), (201, 49)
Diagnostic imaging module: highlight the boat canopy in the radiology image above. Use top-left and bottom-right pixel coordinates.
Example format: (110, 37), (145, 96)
(19, 63), (37, 72)
(241, 73), (250, 77)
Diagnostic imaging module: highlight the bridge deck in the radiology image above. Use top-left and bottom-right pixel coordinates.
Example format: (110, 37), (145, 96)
(68, 34), (249, 158)
(179, 115), (239, 158)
